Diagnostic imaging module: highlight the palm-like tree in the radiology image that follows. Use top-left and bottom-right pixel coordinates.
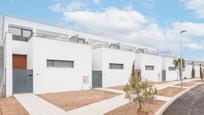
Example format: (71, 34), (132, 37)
(173, 58), (185, 79)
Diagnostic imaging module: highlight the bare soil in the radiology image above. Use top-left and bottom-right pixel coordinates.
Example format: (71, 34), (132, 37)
(158, 87), (186, 97)
(105, 100), (165, 115)
(0, 96), (29, 115)
(38, 89), (119, 111)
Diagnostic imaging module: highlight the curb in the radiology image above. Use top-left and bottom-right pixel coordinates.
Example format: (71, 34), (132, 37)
(155, 82), (204, 115)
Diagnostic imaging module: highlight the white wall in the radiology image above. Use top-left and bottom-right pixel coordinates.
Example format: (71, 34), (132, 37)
(92, 48), (102, 71)
(32, 37), (92, 94)
(183, 64), (200, 79)
(4, 33), (13, 97)
(162, 57), (178, 81)
(136, 54), (162, 82)
(92, 48), (135, 87)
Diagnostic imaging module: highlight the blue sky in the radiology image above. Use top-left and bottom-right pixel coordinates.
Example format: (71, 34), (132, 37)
(0, 0), (204, 60)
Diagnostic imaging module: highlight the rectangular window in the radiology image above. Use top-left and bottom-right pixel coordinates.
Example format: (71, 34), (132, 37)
(109, 63), (124, 69)
(168, 67), (175, 71)
(8, 26), (33, 41)
(47, 60), (74, 68)
(145, 65), (154, 70)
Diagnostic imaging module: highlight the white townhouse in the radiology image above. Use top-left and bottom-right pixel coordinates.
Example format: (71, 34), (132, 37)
(92, 42), (135, 88)
(135, 49), (163, 82)
(183, 60), (204, 79)
(1, 16), (203, 97)
(162, 57), (178, 81)
(1, 16), (92, 97)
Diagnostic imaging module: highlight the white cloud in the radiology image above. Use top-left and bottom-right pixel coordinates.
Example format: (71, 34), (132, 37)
(92, 0), (101, 4)
(50, 4), (204, 56)
(183, 42), (203, 50)
(64, 7), (204, 51)
(183, 0), (204, 19)
(50, 0), (86, 12)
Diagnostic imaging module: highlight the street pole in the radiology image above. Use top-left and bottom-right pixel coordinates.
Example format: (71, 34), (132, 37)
(180, 30), (187, 88)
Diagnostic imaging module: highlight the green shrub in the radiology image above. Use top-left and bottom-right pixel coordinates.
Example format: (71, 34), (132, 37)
(123, 62), (157, 113)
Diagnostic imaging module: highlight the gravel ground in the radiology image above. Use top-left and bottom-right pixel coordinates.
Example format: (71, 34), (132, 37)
(158, 87), (186, 97)
(105, 100), (165, 115)
(0, 96), (29, 115)
(38, 89), (119, 111)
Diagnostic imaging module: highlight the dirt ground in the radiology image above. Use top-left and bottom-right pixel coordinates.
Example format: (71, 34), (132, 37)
(158, 87), (186, 97)
(38, 89), (119, 111)
(105, 100), (165, 115)
(176, 82), (197, 87)
(0, 96), (29, 115)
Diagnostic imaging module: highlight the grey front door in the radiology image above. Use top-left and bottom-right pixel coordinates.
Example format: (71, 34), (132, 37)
(12, 54), (33, 94)
(162, 70), (166, 81)
(13, 69), (33, 94)
(92, 71), (102, 88)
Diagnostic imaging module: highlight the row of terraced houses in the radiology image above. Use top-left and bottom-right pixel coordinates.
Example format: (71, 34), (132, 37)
(0, 16), (203, 97)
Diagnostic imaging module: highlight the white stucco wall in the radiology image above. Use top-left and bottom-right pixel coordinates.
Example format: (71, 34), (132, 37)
(136, 54), (162, 82)
(183, 64), (200, 79)
(92, 48), (102, 71)
(102, 48), (135, 87)
(162, 57), (178, 81)
(92, 48), (135, 87)
(4, 33), (12, 97)
(32, 37), (92, 94)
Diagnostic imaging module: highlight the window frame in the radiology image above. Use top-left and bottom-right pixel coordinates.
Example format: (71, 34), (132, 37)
(109, 63), (124, 70)
(145, 65), (154, 70)
(47, 59), (74, 68)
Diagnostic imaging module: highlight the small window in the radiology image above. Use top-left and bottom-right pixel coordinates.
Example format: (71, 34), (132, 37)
(168, 67), (175, 71)
(47, 60), (74, 68)
(109, 63), (123, 69)
(145, 65), (154, 70)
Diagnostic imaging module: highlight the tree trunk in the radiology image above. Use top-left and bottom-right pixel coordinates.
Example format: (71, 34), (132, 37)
(137, 99), (142, 113)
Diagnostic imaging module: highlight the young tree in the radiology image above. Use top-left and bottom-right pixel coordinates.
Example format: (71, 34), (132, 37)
(124, 62), (157, 113)
(192, 63), (195, 79)
(173, 58), (185, 77)
(200, 64), (203, 80)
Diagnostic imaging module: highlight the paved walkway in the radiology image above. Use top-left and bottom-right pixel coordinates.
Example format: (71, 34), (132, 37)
(14, 79), (199, 115)
(14, 93), (67, 115)
(152, 79), (197, 90)
(162, 84), (204, 115)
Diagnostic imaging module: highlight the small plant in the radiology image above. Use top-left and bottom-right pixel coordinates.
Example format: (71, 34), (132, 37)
(124, 62), (157, 113)
(192, 63), (195, 79)
(200, 64), (203, 80)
